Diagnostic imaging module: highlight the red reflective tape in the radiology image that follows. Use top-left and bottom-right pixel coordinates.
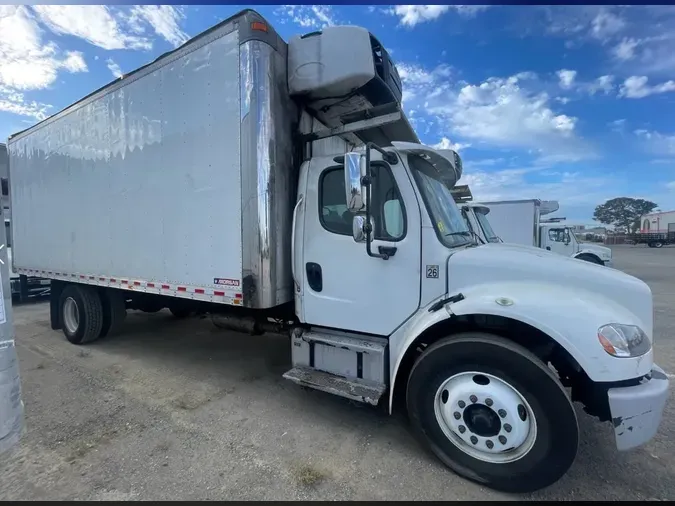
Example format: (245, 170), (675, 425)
(147, 283), (155, 288)
(214, 291), (225, 296)
(121, 280), (128, 284)
(177, 287), (187, 292)
(134, 281), (141, 286)
(110, 278), (116, 283)
(235, 293), (242, 299)
(161, 284), (170, 290)
(80, 275), (85, 279)
(89, 276), (95, 280)
(194, 288), (205, 294)
(99, 277), (106, 281)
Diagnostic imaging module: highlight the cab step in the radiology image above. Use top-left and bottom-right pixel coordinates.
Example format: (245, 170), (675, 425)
(283, 366), (386, 406)
(285, 327), (389, 405)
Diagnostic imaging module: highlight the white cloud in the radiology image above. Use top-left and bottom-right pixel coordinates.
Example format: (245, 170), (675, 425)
(0, 85), (51, 121)
(398, 64), (592, 162)
(62, 51), (87, 73)
(589, 10), (625, 42)
(107, 58), (122, 78)
(619, 76), (675, 98)
(608, 119), (626, 132)
(276, 5), (337, 28)
(127, 6), (188, 47)
(666, 181), (675, 191)
(612, 37), (639, 61)
(635, 130), (675, 157)
(588, 75), (615, 95)
(32, 6), (150, 50)
(389, 5), (489, 27)
(557, 69), (577, 89)
(0, 6), (86, 121)
(432, 137), (470, 152)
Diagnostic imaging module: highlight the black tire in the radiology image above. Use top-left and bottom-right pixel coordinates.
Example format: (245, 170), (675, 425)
(576, 253), (603, 265)
(169, 306), (192, 318)
(100, 289), (127, 338)
(59, 285), (104, 345)
(406, 333), (578, 493)
(654, 241), (664, 248)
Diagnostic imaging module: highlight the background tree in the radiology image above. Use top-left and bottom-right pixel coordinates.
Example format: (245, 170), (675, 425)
(593, 197), (657, 233)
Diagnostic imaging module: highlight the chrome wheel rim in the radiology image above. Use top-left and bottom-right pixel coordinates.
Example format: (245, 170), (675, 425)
(434, 371), (537, 464)
(63, 297), (80, 334)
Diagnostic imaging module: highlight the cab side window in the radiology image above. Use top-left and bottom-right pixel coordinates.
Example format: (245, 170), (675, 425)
(319, 164), (405, 241)
(548, 228), (569, 242)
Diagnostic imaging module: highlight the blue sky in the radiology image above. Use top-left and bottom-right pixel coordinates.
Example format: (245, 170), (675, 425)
(1, 5), (674, 223)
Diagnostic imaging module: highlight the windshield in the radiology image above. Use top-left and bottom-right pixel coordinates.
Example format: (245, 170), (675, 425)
(408, 154), (471, 248)
(474, 209), (500, 243)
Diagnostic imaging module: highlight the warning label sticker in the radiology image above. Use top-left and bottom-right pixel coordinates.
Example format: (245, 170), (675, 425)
(214, 278), (240, 287)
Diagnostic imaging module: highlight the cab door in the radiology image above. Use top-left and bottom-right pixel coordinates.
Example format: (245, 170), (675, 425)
(544, 227), (573, 257)
(299, 154), (422, 336)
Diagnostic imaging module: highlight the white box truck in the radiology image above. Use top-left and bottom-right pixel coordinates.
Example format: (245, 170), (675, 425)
(476, 199), (613, 266)
(6, 10), (669, 493)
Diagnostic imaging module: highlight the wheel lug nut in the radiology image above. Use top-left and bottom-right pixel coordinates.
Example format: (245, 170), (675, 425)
(485, 398), (493, 407)
(458, 400), (465, 409)
(498, 409), (506, 418)
(453, 411), (461, 420)
(499, 435), (507, 445)
(470, 436), (478, 445)
(458, 425), (466, 434)
(504, 423), (512, 433)
(470, 395), (477, 403)
(486, 440), (494, 449)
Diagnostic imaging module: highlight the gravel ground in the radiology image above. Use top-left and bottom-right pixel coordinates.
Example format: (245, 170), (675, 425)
(1, 244), (674, 500)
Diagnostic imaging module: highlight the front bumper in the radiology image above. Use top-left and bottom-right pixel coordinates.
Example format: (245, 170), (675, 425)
(603, 259), (613, 268)
(608, 365), (669, 451)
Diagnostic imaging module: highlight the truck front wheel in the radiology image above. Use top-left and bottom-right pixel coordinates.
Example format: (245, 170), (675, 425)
(406, 333), (579, 493)
(59, 285), (104, 345)
(576, 253), (603, 265)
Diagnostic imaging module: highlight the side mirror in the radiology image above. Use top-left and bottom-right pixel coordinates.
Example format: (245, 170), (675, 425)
(344, 152), (366, 213)
(352, 215), (375, 243)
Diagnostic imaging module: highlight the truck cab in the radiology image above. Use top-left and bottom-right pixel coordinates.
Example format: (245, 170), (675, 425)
(540, 221), (612, 266)
(462, 203), (502, 244)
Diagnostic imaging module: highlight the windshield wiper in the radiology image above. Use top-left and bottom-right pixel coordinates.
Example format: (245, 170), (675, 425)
(447, 230), (484, 244)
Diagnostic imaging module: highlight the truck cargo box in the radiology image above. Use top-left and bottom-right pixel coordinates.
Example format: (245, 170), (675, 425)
(7, 10), (296, 310)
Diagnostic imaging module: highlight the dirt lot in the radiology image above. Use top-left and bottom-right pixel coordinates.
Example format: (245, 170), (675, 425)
(1, 244), (674, 500)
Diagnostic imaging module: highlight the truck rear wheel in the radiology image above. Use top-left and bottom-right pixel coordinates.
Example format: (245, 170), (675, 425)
(59, 285), (104, 345)
(406, 333), (578, 493)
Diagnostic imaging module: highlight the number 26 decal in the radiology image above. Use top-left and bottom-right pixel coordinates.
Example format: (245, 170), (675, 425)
(426, 265), (439, 278)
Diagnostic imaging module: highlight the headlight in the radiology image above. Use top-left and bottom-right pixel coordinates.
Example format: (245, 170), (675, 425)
(597, 324), (651, 358)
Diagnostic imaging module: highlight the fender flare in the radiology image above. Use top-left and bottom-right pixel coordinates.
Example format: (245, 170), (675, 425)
(388, 283), (649, 413)
(573, 249), (602, 262)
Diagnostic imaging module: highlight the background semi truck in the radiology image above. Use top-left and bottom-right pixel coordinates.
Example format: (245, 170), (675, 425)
(7, 10), (668, 493)
(476, 199), (613, 266)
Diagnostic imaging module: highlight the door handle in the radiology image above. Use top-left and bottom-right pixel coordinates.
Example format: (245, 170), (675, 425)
(291, 195), (304, 287)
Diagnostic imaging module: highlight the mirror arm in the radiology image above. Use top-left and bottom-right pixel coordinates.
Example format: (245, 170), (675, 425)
(362, 143), (391, 260)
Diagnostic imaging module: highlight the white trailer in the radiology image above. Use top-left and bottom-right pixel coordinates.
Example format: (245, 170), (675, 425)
(7, 10), (668, 493)
(476, 199), (613, 266)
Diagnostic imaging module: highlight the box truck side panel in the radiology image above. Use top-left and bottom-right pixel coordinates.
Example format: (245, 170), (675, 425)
(8, 28), (243, 301)
(480, 201), (537, 247)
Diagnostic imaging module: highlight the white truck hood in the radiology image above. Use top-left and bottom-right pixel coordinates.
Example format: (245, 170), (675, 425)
(447, 243), (652, 333)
